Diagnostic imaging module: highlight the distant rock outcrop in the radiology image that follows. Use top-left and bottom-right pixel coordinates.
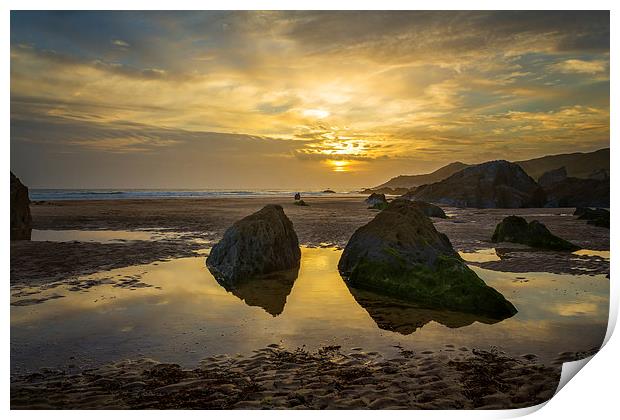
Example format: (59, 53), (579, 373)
(206, 205), (301, 284)
(322, 189), (336, 194)
(372, 161), (470, 190)
(516, 148), (609, 180)
(360, 187), (410, 196)
(10, 172), (32, 240)
(338, 200), (517, 318)
(538, 167), (567, 187)
(491, 216), (580, 251)
(574, 208), (609, 229)
(411, 160), (546, 208)
(542, 177), (609, 208)
(369, 148), (609, 194)
(588, 168), (609, 181)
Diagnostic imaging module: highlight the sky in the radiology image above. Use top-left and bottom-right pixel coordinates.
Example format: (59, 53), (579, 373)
(10, 11), (610, 190)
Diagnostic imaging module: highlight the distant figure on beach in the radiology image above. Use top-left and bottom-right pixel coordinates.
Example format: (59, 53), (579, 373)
(294, 192), (301, 201)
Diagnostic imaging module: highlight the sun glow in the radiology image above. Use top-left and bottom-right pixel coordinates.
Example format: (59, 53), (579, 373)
(326, 159), (352, 172)
(302, 109), (330, 119)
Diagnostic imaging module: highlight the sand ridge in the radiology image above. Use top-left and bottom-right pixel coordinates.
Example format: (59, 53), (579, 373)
(12, 344), (596, 410)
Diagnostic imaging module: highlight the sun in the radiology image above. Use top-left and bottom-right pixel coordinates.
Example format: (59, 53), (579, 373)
(326, 159), (352, 172)
(302, 109), (330, 119)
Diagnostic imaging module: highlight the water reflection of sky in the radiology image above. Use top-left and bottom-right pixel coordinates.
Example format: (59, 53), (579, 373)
(459, 248), (501, 263)
(572, 249), (610, 260)
(31, 229), (210, 244)
(11, 247), (608, 374)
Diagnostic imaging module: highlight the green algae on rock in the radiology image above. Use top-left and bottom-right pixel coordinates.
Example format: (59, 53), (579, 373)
(338, 200), (517, 319)
(491, 215), (580, 251)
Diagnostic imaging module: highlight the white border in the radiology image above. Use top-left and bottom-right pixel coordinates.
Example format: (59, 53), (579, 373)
(3, 2), (617, 419)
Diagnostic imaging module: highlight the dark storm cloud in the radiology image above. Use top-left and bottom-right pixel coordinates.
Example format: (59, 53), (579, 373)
(280, 11), (609, 53)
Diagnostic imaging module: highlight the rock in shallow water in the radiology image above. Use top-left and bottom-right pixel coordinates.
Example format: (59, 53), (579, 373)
(491, 215), (580, 251)
(574, 207), (609, 228)
(206, 204), (301, 284)
(338, 200), (517, 319)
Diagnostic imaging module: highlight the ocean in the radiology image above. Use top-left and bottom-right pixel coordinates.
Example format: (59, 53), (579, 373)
(29, 189), (362, 201)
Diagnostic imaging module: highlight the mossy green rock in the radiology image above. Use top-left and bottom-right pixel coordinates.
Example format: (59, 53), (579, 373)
(338, 200), (517, 319)
(491, 215), (580, 251)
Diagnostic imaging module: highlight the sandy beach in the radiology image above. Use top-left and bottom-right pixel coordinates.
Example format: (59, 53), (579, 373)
(11, 197), (609, 286)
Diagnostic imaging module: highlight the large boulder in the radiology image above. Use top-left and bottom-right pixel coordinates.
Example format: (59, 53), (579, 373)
(338, 200), (517, 319)
(206, 205), (301, 284)
(410, 160), (546, 208)
(10, 172), (32, 240)
(491, 216), (580, 251)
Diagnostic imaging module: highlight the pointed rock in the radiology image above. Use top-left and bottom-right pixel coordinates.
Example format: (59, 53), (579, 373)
(207, 205), (301, 284)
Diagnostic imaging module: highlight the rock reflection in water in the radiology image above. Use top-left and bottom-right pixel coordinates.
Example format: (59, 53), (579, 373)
(346, 286), (506, 335)
(211, 268), (299, 316)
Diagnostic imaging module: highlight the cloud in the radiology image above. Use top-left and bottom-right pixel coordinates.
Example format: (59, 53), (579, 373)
(9, 11), (610, 188)
(111, 39), (130, 48)
(550, 59), (608, 74)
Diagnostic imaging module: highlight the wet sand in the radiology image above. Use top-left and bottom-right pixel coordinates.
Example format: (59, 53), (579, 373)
(12, 344), (599, 410)
(12, 197), (610, 287)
